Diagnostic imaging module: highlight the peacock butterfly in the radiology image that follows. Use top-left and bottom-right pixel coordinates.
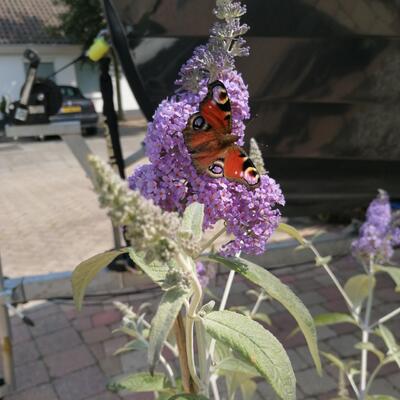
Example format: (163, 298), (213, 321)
(183, 80), (260, 189)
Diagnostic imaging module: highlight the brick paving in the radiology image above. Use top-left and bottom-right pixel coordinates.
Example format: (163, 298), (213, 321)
(0, 254), (398, 400)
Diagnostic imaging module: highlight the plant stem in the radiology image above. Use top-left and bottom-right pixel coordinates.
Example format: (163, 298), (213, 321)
(197, 226), (227, 256)
(210, 375), (221, 400)
(364, 360), (386, 395)
(174, 313), (195, 393)
(250, 290), (266, 317)
(370, 306), (400, 329)
(159, 354), (176, 387)
(208, 269), (236, 364)
(359, 257), (375, 399)
(307, 242), (356, 317)
(195, 319), (209, 395)
(347, 372), (360, 398)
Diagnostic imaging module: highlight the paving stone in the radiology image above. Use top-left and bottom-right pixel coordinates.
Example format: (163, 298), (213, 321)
(54, 365), (106, 400)
(92, 309), (122, 327)
(14, 360), (50, 392)
(369, 377), (400, 398)
(99, 355), (122, 377)
(103, 336), (128, 356)
(11, 323), (31, 344)
(82, 326), (111, 344)
(296, 368), (337, 396)
(44, 344), (95, 378)
(86, 392), (120, 400)
(72, 316), (92, 331)
(327, 334), (359, 357)
(13, 339), (40, 366)
(24, 302), (61, 320)
(5, 383), (58, 400)
(89, 342), (106, 361)
(120, 350), (148, 373)
(35, 327), (82, 356)
(298, 292), (325, 306)
(30, 312), (70, 337)
(287, 348), (308, 371)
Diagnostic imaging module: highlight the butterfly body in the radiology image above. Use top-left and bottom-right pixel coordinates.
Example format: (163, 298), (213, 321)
(183, 81), (260, 189)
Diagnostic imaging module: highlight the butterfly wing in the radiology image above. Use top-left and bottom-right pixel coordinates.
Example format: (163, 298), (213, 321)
(184, 80), (260, 189)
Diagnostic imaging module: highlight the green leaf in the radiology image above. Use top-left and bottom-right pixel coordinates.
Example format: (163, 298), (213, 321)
(203, 310), (296, 400)
(108, 372), (169, 393)
(113, 338), (148, 355)
(313, 312), (357, 327)
(129, 248), (169, 285)
(374, 265), (400, 292)
(378, 324), (400, 367)
(72, 249), (128, 310)
(240, 379), (257, 400)
(344, 274), (376, 310)
(179, 202), (204, 242)
(289, 313), (356, 338)
(168, 395), (209, 400)
(355, 342), (384, 362)
(205, 254), (321, 373)
(277, 223), (307, 245)
(321, 351), (346, 371)
(216, 357), (260, 378)
(252, 312), (272, 325)
(148, 287), (188, 373)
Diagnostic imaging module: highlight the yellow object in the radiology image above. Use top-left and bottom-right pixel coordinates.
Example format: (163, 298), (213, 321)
(86, 37), (110, 62)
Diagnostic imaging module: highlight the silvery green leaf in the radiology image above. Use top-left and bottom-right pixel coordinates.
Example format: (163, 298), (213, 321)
(374, 265), (400, 292)
(148, 287), (189, 373)
(321, 352), (346, 371)
(344, 274), (376, 310)
(378, 324), (400, 367)
(168, 395), (209, 400)
(240, 379), (257, 400)
(108, 372), (169, 393)
(72, 248), (129, 310)
(203, 310), (296, 400)
(129, 248), (169, 285)
(204, 254), (321, 373)
(216, 357), (260, 378)
(277, 223), (307, 245)
(114, 338), (148, 355)
(355, 342), (384, 362)
(179, 202), (204, 242)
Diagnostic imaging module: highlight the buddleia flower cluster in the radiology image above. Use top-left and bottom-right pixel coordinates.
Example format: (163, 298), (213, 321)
(352, 190), (400, 263)
(129, 0), (284, 256)
(89, 155), (181, 262)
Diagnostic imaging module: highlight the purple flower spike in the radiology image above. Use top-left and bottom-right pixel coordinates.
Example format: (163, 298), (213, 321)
(128, 1), (284, 256)
(352, 190), (399, 263)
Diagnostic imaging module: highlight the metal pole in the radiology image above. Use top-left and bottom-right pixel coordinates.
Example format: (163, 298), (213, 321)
(0, 253), (15, 393)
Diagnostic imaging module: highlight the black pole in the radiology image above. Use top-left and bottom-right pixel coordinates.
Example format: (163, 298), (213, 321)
(99, 57), (125, 179)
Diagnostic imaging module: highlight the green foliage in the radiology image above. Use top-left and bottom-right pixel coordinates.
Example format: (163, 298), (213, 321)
(215, 357), (260, 378)
(277, 222), (307, 245)
(378, 324), (400, 367)
(344, 274), (376, 310)
(355, 342), (385, 363)
(168, 395), (209, 400)
(205, 254), (321, 373)
(203, 310), (296, 400)
(108, 372), (169, 393)
(113, 338), (148, 356)
(52, 0), (105, 47)
(72, 248), (128, 310)
(148, 287), (189, 373)
(179, 202), (204, 243)
(374, 265), (400, 292)
(129, 248), (169, 285)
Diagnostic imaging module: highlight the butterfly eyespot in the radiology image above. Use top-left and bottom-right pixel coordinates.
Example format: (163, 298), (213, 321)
(213, 86), (228, 104)
(208, 160), (224, 178)
(192, 116), (206, 130)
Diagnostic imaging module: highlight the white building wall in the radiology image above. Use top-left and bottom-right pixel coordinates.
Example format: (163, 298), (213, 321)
(0, 44), (140, 114)
(0, 55), (26, 102)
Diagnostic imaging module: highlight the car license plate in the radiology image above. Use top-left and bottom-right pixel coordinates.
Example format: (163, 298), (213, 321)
(61, 106), (82, 113)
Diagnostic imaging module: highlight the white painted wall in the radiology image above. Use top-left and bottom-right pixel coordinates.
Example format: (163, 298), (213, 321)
(0, 55), (26, 102)
(0, 44), (139, 114)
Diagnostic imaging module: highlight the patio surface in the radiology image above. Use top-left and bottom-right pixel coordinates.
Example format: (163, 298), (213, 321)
(3, 253), (400, 400)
